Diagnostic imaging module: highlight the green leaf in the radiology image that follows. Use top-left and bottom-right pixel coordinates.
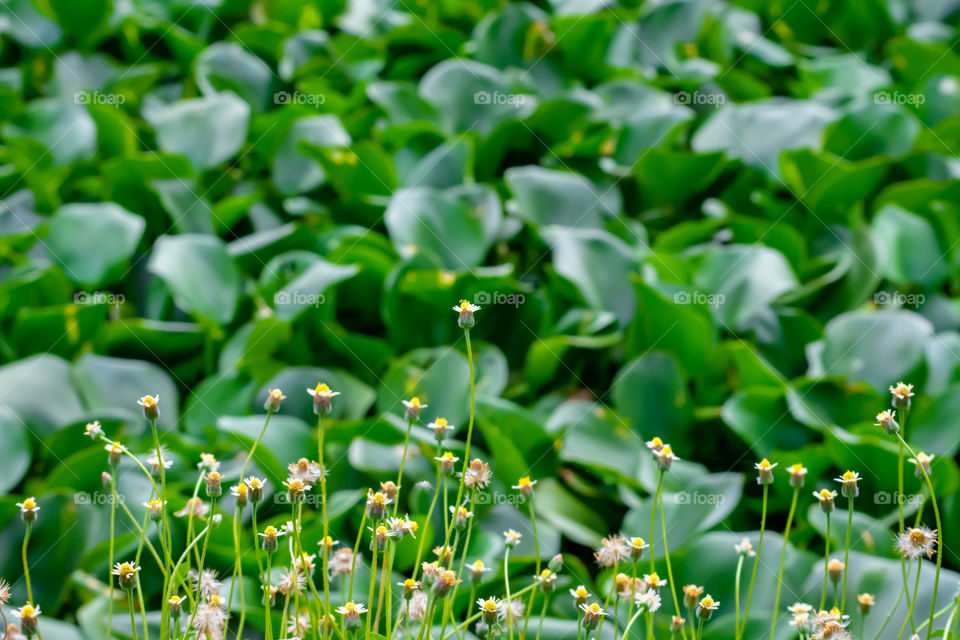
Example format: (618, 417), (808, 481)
(44, 203), (145, 287)
(144, 92), (251, 171)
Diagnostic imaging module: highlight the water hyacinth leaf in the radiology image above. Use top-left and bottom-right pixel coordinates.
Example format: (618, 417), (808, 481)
(504, 165), (620, 229)
(4, 99), (96, 166)
(143, 91), (251, 171)
(147, 234), (241, 325)
(0, 355), (86, 434)
(611, 351), (692, 441)
(195, 42), (274, 112)
(0, 407), (31, 495)
(272, 115), (351, 195)
(872, 204), (949, 287)
(73, 354), (180, 430)
(44, 203), (145, 288)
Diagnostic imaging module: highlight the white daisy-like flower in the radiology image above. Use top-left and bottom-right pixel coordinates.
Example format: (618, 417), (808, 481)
(895, 526), (938, 560)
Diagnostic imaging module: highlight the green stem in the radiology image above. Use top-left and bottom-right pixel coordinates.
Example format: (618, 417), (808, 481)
(523, 496), (541, 639)
(620, 606), (647, 640)
(443, 329), (475, 553)
(395, 417), (415, 517)
(348, 510), (368, 600)
(135, 580), (149, 640)
(128, 591), (139, 640)
(659, 490), (682, 625)
(650, 472), (663, 573)
(265, 552), (274, 640)
(412, 448), (443, 581)
(318, 413), (332, 640)
(22, 522), (32, 604)
(107, 476), (117, 640)
(252, 506), (270, 640)
(595, 559), (619, 640)
(740, 484), (768, 639)
(734, 555), (744, 639)
(769, 487), (798, 640)
(820, 513), (831, 611)
(898, 558), (922, 640)
(841, 496), (854, 614)
(504, 546), (514, 640)
(366, 535), (380, 639)
(535, 595), (549, 640)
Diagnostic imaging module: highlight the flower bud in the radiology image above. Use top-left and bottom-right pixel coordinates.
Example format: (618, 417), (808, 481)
(138, 395), (160, 420)
(264, 388), (286, 411)
(205, 472), (222, 498)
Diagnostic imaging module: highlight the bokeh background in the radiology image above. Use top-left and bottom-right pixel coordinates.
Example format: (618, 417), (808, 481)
(0, 0), (958, 638)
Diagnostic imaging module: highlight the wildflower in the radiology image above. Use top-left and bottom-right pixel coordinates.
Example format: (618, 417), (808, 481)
(283, 478), (310, 503)
(245, 476), (265, 503)
(329, 548), (354, 577)
(735, 538), (755, 557)
(286, 612), (312, 636)
(889, 381), (914, 408)
(230, 482), (249, 508)
(503, 529), (522, 548)
(787, 463), (808, 488)
(288, 458), (324, 483)
(827, 558), (844, 583)
(143, 499), (166, 522)
(16, 497), (40, 523)
(834, 471), (860, 498)
(0, 579), (9, 604)
(432, 570), (461, 598)
(645, 436), (664, 453)
(656, 445), (679, 471)
(513, 476), (537, 496)
(549, 553), (563, 572)
(570, 585), (590, 606)
(259, 525), (285, 552)
(204, 471), (223, 498)
(370, 525), (392, 551)
(112, 562), (141, 591)
(875, 410), (899, 435)
(168, 595), (185, 618)
(420, 561), (440, 587)
(192, 598), (228, 640)
(478, 597), (501, 624)
(627, 537), (648, 560)
(643, 572), (667, 591)
(190, 569), (222, 598)
(579, 603), (606, 630)
(896, 526), (938, 559)
(264, 388), (285, 411)
(469, 560), (490, 584)
(594, 535), (629, 567)
(429, 417), (453, 441)
(908, 452), (934, 477)
(435, 451), (459, 475)
(415, 480), (433, 493)
(84, 421), (104, 439)
(813, 621), (851, 640)
(198, 453), (219, 472)
(403, 591), (428, 622)
(788, 603), (813, 615)
(277, 568), (306, 596)
(696, 595), (719, 620)
(755, 458), (777, 485)
(813, 489), (837, 513)
(147, 449), (173, 478)
(261, 584), (278, 607)
(461, 458), (493, 489)
(453, 299), (480, 329)
(104, 443), (125, 469)
(307, 382), (340, 416)
(683, 584), (704, 609)
(365, 490), (391, 519)
(402, 396), (427, 421)
(138, 394), (160, 420)
(319, 535), (338, 553)
(14, 604), (40, 637)
(450, 503), (473, 530)
(536, 569), (557, 593)
(790, 611), (813, 633)
(857, 593), (874, 615)
(499, 599), (525, 627)
(671, 616), (686, 631)
(399, 579), (420, 599)
(174, 497), (210, 519)
(614, 573), (634, 597)
(294, 552), (317, 574)
(635, 589), (661, 613)
(433, 545), (454, 564)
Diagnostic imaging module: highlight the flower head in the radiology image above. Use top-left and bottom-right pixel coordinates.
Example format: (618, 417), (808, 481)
(813, 488), (837, 513)
(875, 409), (899, 435)
(264, 388), (286, 411)
(512, 476), (537, 495)
(755, 458), (777, 485)
(646, 436), (664, 453)
(138, 394), (160, 420)
(896, 526), (937, 559)
(402, 396), (426, 421)
(827, 558), (844, 584)
(104, 442), (126, 468)
(787, 463), (808, 488)
(205, 471), (223, 498)
(627, 537), (648, 560)
(143, 498), (166, 522)
(112, 561), (141, 591)
(428, 417), (453, 441)
(908, 452), (934, 478)
(857, 593), (875, 615)
(503, 529), (522, 548)
(535, 569), (557, 593)
(365, 490), (392, 520)
(834, 470), (860, 499)
(197, 453), (219, 472)
(0, 579), (10, 605)
(84, 421), (104, 439)
(643, 572), (667, 591)
(570, 585), (590, 605)
(284, 478), (311, 503)
(579, 603), (606, 630)
(435, 451), (459, 475)
(259, 525), (286, 552)
(594, 535), (630, 567)
(477, 597), (501, 624)
(634, 589), (661, 613)
(336, 602), (367, 630)
(16, 497), (40, 523)
(230, 482), (249, 507)
(14, 604), (40, 636)
(432, 570), (461, 598)
(889, 381), (914, 408)
(735, 538), (755, 557)
(683, 585), (704, 609)
(460, 458), (492, 489)
(398, 578), (420, 599)
(307, 382), (340, 415)
(656, 445), (679, 471)
(453, 299), (480, 329)
(696, 595), (719, 620)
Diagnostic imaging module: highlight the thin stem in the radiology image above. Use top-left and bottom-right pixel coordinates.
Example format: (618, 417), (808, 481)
(444, 329), (476, 552)
(22, 522), (32, 604)
(898, 558), (923, 640)
(317, 413), (332, 640)
(413, 449), (443, 580)
(535, 595), (549, 640)
(265, 551), (274, 640)
(595, 558), (619, 640)
(659, 490), (682, 625)
(395, 417), (415, 517)
(348, 510), (368, 600)
(734, 554), (745, 639)
(841, 496), (854, 614)
(650, 472), (663, 573)
(769, 487), (799, 640)
(740, 484), (768, 639)
(504, 546), (514, 640)
(523, 496), (541, 639)
(107, 477), (117, 640)
(135, 580), (149, 640)
(128, 591), (139, 640)
(820, 513), (831, 611)
(620, 605), (648, 640)
(366, 537), (380, 638)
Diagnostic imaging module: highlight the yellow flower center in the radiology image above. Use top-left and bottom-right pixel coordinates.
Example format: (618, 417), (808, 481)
(650, 437), (663, 446)
(22, 498), (36, 510)
(236, 483), (248, 494)
(441, 452), (455, 461)
(647, 572), (660, 583)
(344, 603), (357, 613)
(660, 445), (672, 455)
(472, 560), (485, 569)
(789, 463), (804, 473)
(265, 526), (278, 536)
(910, 529), (926, 544)
(632, 537), (645, 546)
(759, 458), (772, 468)
(842, 470), (856, 481)
(819, 489), (832, 498)
(829, 607), (840, 616)
(459, 300), (471, 310)
(404, 579), (416, 588)
(435, 417), (447, 426)
(540, 569), (553, 579)
(315, 382), (331, 394)
(142, 396), (156, 407)
(588, 604), (602, 614)
(481, 600), (497, 612)
(21, 605), (35, 617)
(410, 396), (421, 407)
(376, 525), (389, 536)
(249, 478), (263, 488)
(371, 493), (385, 505)
(518, 476), (532, 487)
(701, 597), (714, 607)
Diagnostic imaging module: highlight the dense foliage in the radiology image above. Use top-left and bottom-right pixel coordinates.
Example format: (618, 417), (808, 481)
(0, 0), (958, 640)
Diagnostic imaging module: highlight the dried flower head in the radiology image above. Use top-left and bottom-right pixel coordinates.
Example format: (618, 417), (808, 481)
(461, 458), (492, 490)
(288, 458), (324, 483)
(403, 591), (428, 622)
(0, 579), (9, 605)
(896, 526), (938, 559)
(827, 558), (844, 583)
(594, 535), (629, 567)
(329, 548), (355, 577)
(857, 593), (875, 615)
(683, 585), (704, 609)
(174, 497), (210, 519)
